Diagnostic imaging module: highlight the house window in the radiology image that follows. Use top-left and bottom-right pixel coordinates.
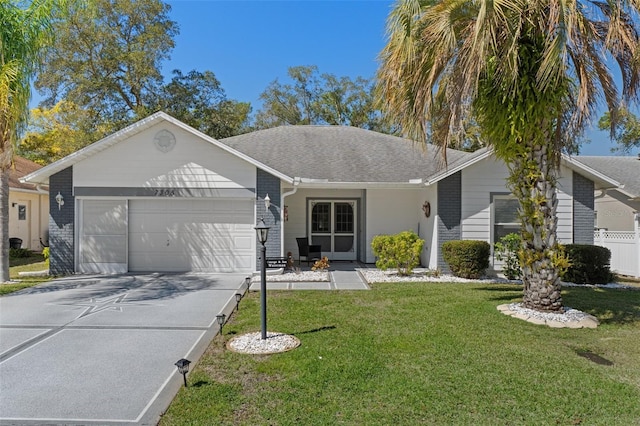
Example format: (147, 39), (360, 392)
(493, 196), (520, 242)
(18, 205), (26, 221)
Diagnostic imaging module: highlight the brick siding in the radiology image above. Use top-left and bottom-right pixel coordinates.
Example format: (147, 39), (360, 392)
(256, 169), (282, 269)
(49, 167), (75, 275)
(437, 172), (462, 273)
(573, 172), (595, 244)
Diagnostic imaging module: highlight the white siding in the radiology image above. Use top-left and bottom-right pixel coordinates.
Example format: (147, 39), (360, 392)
(418, 185), (438, 269)
(365, 188), (423, 264)
(74, 122), (256, 190)
(461, 157), (574, 245)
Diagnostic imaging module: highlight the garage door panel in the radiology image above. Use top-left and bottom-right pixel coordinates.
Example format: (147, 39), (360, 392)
(79, 200), (128, 274)
(128, 199), (254, 272)
(81, 236), (127, 263)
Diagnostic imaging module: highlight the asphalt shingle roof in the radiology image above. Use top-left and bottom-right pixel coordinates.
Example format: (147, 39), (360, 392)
(221, 125), (468, 183)
(9, 156), (47, 192)
(576, 156), (640, 198)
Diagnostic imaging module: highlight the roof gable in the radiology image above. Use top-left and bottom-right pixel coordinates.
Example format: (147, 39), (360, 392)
(21, 112), (291, 185)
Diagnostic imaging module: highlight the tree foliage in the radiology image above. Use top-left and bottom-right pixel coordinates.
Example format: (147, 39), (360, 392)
(254, 65), (396, 134)
(27, 0), (250, 156)
(598, 107), (640, 153)
(155, 70), (251, 138)
(377, 0), (640, 312)
(1, 0), (62, 282)
(35, 0), (177, 127)
(18, 100), (96, 165)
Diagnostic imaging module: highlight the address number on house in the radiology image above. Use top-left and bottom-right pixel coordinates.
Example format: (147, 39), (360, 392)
(154, 189), (177, 197)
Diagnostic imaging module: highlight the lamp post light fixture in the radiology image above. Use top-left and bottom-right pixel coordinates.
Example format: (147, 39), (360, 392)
(235, 293), (242, 311)
(244, 276), (251, 292)
(174, 358), (191, 387)
(216, 313), (226, 334)
(254, 217), (270, 340)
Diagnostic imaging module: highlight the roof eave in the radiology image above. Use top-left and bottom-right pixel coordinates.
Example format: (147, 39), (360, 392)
(562, 156), (621, 190)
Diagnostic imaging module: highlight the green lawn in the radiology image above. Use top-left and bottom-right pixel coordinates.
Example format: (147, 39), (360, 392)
(1, 253), (50, 296)
(160, 283), (640, 426)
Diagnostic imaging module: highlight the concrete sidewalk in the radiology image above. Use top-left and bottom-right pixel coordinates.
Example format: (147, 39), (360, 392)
(0, 273), (245, 425)
(249, 269), (370, 290)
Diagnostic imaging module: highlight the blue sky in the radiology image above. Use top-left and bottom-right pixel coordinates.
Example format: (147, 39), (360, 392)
(36, 0), (635, 156)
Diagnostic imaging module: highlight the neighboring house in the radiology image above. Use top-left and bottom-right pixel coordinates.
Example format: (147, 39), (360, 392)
(574, 156), (640, 232)
(9, 156), (49, 251)
(22, 112), (619, 276)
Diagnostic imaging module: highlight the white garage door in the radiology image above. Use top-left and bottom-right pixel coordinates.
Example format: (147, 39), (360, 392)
(128, 199), (254, 272)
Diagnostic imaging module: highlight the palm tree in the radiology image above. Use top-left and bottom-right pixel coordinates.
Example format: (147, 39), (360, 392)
(378, 0), (639, 312)
(0, 0), (62, 282)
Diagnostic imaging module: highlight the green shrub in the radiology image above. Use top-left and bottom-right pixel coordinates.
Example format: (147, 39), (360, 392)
(442, 240), (490, 279)
(9, 248), (32, 258)
(563, 244), (613, 284)
(371, 230), (425, 276)
(494, 233), (522, 280)
(42, 247), (50, 261)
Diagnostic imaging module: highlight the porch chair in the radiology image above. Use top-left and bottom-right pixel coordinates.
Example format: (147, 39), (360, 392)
(296, 237), (322, 266)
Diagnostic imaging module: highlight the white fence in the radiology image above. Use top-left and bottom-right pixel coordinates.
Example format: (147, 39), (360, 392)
(594, 229), (640, 278)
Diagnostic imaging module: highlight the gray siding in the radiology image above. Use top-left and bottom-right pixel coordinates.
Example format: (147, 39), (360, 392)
(256, 169), (282, 268)
(573, 172), (595, 244)
(49, 167), (75, 275)
(437, 172), (462, 273)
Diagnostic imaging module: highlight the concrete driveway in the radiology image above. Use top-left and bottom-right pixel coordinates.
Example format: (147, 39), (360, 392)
(0, 273), (247, 425)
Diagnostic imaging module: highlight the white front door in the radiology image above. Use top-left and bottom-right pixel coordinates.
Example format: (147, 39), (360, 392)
(308, 200), (357, 261)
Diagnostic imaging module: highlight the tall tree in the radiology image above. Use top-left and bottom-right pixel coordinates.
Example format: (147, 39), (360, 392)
(378, 0), (640, 312)
(598, 107), (640, 153)
(0, 0), (62, 282)
(255, 65), (395, 134)
(35, 0), (178, 128)
(18, 100), (97, 165)
(155, 70), (251, 139)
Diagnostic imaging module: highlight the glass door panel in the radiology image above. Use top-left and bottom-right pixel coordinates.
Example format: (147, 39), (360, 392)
(309, 200), (357, 260)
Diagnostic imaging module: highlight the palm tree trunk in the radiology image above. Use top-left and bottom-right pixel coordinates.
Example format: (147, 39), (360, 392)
(0, 168), (10, 282)
(511, 144), (563, 312)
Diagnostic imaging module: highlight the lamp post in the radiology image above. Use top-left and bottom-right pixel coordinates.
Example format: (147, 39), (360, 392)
(255, 217), (270, 340)
(235, 293), (242, 311)
(216, 314), (226, 334)
(174, 358), (191, 387)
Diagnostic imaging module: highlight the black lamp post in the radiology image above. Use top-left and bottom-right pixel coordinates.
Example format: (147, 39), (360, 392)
(216, 313), (226, 334)
(235, 293), (242, 311)
(174, 358), (191, 387)
(255, 217), (270, 340)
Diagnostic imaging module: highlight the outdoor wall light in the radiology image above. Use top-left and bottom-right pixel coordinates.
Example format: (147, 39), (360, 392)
(264, 193), (271, 210)
(174, 358), (191, 387)
(255, 217), (271, 339)
(216, 314), (226, 334)
(55, 192), (64, 210)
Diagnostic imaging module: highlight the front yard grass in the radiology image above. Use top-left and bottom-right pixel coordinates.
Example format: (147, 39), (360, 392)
(160, 283), (640, 425)
(1, 253), (50, 295)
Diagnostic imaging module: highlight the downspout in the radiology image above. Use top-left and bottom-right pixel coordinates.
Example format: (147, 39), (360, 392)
(35, 184), (49, 249)
(280, 178), (300, 256)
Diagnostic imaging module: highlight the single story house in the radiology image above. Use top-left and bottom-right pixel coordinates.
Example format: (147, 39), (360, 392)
(9, 156), (49, 250)
(22, 112), (620, 276)
(575, 155), (640, 232)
